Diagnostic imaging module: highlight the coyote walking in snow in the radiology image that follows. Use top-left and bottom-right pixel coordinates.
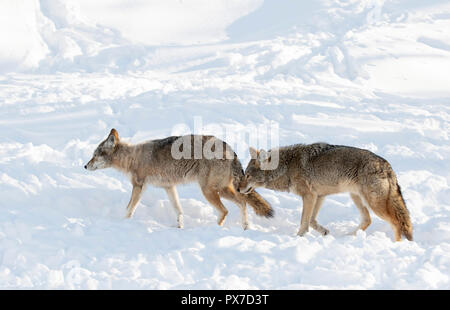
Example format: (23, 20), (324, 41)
(85, 129), (273, 229)
(238, 143), (413, 241)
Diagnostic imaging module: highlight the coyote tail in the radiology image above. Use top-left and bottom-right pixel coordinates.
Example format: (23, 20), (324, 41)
(244, 191), (274, 218)
(388, 175), (413, 241)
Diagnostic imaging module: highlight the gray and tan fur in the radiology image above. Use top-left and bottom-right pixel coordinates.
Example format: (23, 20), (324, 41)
(85, 129), (273, 229)
(238, 143), (413, 241)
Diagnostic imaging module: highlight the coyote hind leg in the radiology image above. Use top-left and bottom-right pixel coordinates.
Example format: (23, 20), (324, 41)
(363, 192), (402, 242)
(201, 187), (229, 226)
(219, 186), (248, 230)
(349, 193), (372, 235)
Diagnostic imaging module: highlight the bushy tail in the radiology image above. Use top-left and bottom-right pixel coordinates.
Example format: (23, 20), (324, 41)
(388, 178), (413, 241)
(230, 155), (274, 218)
(244, 191), (274, 218)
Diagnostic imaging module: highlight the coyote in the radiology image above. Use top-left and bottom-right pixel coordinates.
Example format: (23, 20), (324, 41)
(238, 143), (413, 241)
(85, 129), (273, 229)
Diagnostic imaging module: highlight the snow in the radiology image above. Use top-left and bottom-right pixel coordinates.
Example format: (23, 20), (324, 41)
(75, 0), (264, 46)
(0, 0), (449, 289)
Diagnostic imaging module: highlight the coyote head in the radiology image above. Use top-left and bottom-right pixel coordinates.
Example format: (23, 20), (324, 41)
(238, 147), (272, 194)
(84, 129), (119, 171)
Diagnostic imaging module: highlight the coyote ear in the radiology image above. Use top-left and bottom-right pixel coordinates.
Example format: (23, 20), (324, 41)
(258, 149), (271, 163)
(105, 128), (118, 147)
(249, 147), (259, 159)
(109, 128), (119, 140)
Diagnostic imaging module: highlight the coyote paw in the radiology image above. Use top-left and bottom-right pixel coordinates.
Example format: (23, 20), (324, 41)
(217, 216), (227, 227)
(347, 228), (360, 236)
(310, 221), (329, 236)
(242, 222), (249, 230)
(177, 216), (184, 229)
(297, 229), (308, 237)
(317, 226), (330, 236)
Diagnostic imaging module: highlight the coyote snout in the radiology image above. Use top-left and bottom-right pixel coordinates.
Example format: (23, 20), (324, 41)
(237, 176), (254, 194)
(84, 155), (109, 171)
(84, 129), (118, 171)
(84, 158), (103, 171)
(238, 147), (269, 194)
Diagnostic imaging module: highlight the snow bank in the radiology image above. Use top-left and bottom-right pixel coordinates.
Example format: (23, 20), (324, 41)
(76, 0), (263, 45)
(0, 0), (263, 73)
(0, 1), (49, 72)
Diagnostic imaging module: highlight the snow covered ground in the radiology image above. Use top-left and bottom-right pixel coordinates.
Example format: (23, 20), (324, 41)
(1, 0), (449, 289)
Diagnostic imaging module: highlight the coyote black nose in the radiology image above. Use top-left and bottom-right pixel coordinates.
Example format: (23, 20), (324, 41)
(84, 165), (87, 169)
(237, 188), (240, 193)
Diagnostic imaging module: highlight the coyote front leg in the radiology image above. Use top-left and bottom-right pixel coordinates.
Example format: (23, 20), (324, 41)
(125, 185), (143, 218)
(297, 193), (317, 237)
(164, 186), (184, 228)
(310, 195), (330, 236)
